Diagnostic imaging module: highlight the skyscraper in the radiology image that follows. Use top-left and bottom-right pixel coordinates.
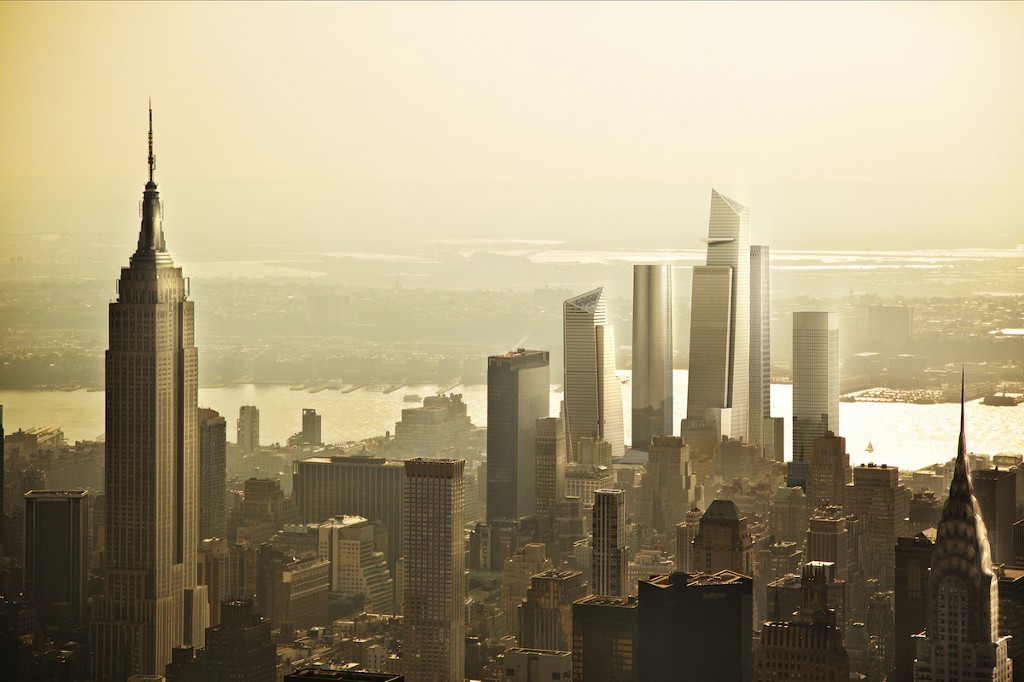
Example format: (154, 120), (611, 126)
(23, 490), (90, 626)
(198, 599), (276, 682)
(685, 189), (751, 443)
(237, 405), (259, 455)
(631, 264), (673, 450)
(486, 349), (550, 522)
(292, 454), (405, 569)
(403, 458), (465, 682)
(805, 431), (850, 513)
(914, 390), (1013, 681)
(534, 416), (566, 517)
(563, 288), (624, 460)
(846, 463), (909, 590)
(638, 571), (753, 682)
(693, 499), (754, 577)
(592, 489), (627, 597)
(518, 568), (587, 651)
(637, 435), (700, 537)
(198, 408), (227, 541)
(571, 595), (638, 682)
(749, 245), (781, 455)
(302, 408), (322, 446)
(895, 530), (935, 682)
(91, 107), (206, 680)
(974, 468), (1018, 566)
(792, 311), (839, 467)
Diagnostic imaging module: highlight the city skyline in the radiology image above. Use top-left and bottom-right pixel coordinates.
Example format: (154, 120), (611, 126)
(1, 3), (1022, 680)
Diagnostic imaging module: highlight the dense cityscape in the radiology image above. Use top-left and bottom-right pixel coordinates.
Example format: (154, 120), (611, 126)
(3, 4), (1023, 682)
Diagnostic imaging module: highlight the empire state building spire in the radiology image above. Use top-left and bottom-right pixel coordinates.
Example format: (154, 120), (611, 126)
(132, 102), (171, 267)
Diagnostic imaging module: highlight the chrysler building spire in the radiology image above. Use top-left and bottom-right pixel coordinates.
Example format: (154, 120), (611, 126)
(913, 371), (1012, 681)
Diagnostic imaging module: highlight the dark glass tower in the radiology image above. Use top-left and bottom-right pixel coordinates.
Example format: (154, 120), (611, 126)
(486, 349), (550, 522)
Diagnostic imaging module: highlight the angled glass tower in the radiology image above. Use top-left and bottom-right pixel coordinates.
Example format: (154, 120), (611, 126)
(913, 384), (1013, 681)
(563, 288), (624, 461)
(748, 245), (771, 448)
(685, 189), (751, 442)
(631, 264), (673, 450)
(91, 107), (206, 680)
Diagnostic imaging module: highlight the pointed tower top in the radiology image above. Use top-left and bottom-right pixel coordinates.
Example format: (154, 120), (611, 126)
(147, 99), (156, 184)
(131, 102), (171, 267)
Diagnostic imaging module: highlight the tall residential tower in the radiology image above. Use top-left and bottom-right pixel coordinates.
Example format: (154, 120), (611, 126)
(631, 264), (673, 450)
(792, 311), (839, 467)
(91, 107), (206, 680)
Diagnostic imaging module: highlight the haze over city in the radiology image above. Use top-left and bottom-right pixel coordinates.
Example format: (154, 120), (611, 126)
(1, 3), (1023, 682)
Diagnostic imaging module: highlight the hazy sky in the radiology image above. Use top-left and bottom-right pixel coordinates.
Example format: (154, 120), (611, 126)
(2, 2), (1022, 253)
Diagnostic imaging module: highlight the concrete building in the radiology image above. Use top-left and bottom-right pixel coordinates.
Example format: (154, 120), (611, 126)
(501, 544), (553, 637)
(805, 431), (850, 513)
(403, 459), (465, 682)
(914, 396), (1013, 681)
(685, 189), (751, 444)
(975, 467), (1018, 565)
(198, 408), (227, 541)
(674, 508), (703, 574)
(592, 489), (627, 597)
(631, 264), (673, 450)
(693, 499), (754, 577)
(91, 108), (207, 681)
(534, 417), (566, 517)
(317, 515), (394, 614)
(637, 436), (700, 538)
(518, 569), (587, 651)
(638, 571), (753, 682)
(23, 490), (90, 626)
(563, 288), (624, 461)
(501, 648), (572, 682)
(791, 312), (839, 476)
(894, 530), (936, 682)
(302, 408), (323, 446)
(487, 349), (550, 522)
(996, 566), (1024, 682)
(237, 405), (259, 456)
(198, 599), (276, 682)
(846, 463), (909, 590)
(755, 562), (849, 682)
(571, 595), (638, 682)
(197, 538), (231, 628)
(292, 455), (405, 569)
(393, 394), (479, 458)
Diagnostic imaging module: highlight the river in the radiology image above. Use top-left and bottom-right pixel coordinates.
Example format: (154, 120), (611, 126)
(2, 370), (1021, 472)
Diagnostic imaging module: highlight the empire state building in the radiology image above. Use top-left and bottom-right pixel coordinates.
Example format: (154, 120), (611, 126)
(91, 107), (207, 681)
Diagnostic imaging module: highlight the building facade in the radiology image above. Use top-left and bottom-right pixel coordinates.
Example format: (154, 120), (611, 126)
(534, 417), (566, 517)
(685, 189), (751, 443)
(91, 109), (207, 680)
(198, 408), (227, 541)
(487, 349), (550, 522)
(563, 288), (624, 461)
(237, 405), (259, 456)
(631, 264), (673, 450)
(748, 244), (772, 451)
(592, 489), (627, 597)
(571, 595), (638, 682)
(292, 455), (405, 569)
(403, 459), (465, 682)
(23, 489), (90, 626)
(302, 408), (323, 446)
(792, 311), (839, 467)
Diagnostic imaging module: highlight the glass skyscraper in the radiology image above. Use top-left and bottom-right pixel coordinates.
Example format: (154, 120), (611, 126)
(563, 288), (624, 460)
(685, 189), (751, 442)
(792, 311), (840, 463)
(631, 264), (673, 450)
